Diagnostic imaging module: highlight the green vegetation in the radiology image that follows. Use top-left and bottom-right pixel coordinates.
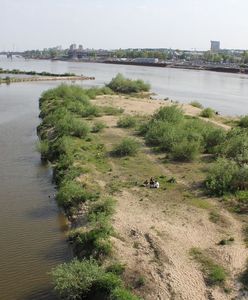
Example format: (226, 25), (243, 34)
(139, 105), (226, 161)
(190, 248), (227, 286)
(38, 83), (140, 300)
(190, 101), (204, 109)
(112, 138), (140, 157)
(92, 121), (106, 133)
(239, 115), (248, 128)
(117, 115), (137, 128)
(200, 108), (215, 118)
(205, 128), (248, 196)
(107, 74), (150, 94)
(52, 259), (140, 300)
(0, 68), (76, 77)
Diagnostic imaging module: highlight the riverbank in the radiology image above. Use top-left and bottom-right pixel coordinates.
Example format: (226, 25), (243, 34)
(0, 75), (95, 84)
(37, 77), (248, 299)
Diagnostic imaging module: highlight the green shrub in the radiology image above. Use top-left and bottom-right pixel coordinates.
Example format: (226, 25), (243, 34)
(68, 224), (113, 259)
(81, 105), (101, 118)
(110, 287), (140, 300)
(36, 140), (49, 160)
(190, 101), (203, 109)
(88, 198), (116, 221)
(205, 158), (239, 196)
(94, 272), (123, 294)
(217, 129), (248, 165)
(107, 73), (150, 94)
(101, 106), (125, 116)
(117, 115), (137, 128)
(171, 139), (201, 161)
(200, 108), (215, 118)
(52, 259), (103, 300)
(112, 138), (139, 157)
(239, 115), (248, 128)
(92, 121), (106, 133)
(204, 128), (226, 153)
(152, 105), (184, 124)
(71, 119), (90, 138)
(56, 181), (96, 210)
(106, 263), (126, 275)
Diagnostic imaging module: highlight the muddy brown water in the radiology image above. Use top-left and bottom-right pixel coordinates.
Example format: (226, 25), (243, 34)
(0, 82), (72, 300)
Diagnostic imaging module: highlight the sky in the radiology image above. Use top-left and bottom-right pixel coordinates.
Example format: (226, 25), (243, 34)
(0, 0), (248, 51)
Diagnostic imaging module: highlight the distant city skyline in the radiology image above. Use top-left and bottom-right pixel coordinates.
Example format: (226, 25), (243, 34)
(1, 0), (248, 51)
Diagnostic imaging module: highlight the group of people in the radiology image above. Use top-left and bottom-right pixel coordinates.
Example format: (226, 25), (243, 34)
(143, 177), (159, 189)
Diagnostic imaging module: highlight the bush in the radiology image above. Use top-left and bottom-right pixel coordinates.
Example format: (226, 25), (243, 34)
(92, 121), (106, 133)
(68, 225), (113, 259)
(52, 259), (103, 300)
(112, 138), (139, 157)
(200, 108), (215, 118)
(56, 181), (96, 210)
(217, 129), (248, 165)
(239, 115), (248, 128)
(152, 106), (184, 124)
(110, 287), (140, 300)
(171, 140), (201, 161)
(101, 106), (124, 116)
(117, 116), (137, 128)
(107, 73), (150, 94)
(190, 101), (203, 109)
(106, 263), (126, 275)
(36, 140), (49, 161)
(88, 198), (115, 221)
(71, 119), (90, 138)
(204, 128), (226, 153)
(205, 158), (239, 196)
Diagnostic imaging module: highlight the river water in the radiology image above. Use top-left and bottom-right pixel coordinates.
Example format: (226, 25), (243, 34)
(0, 81), (71, 300)
(0, 55), (247, 299)
(1, 55), (247, 116)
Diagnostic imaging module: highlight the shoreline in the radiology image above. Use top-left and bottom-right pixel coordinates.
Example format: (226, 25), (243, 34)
(25, 57), (248, 75)
(0, 75), (95, 84)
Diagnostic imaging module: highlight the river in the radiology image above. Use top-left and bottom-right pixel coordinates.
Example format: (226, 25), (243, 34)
(0, 81), (71, 300)
(1, 55), (248, 116)
(0, 55), (247, 299)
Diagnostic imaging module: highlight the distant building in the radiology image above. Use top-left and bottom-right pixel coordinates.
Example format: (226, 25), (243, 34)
(210, 41), (220, 53)
(69, 44), (77, 51)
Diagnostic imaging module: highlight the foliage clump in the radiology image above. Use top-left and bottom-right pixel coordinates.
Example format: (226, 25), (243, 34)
(200, 107), (215, 118)
(107, 73), (150, 94)
(112, 138), (140, 157)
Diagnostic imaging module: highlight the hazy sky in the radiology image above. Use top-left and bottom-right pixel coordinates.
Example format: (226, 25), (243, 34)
(1, 0), (248, 51)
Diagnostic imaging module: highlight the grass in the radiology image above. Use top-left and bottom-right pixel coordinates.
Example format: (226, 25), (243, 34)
(117, 115), (137, 128)
(190, 247), (227, 286)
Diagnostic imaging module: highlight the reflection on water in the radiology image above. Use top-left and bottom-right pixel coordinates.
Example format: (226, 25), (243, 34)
(0, 55), (247, 115)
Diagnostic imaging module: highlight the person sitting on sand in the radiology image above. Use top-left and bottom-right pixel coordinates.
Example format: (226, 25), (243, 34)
(150, 177), (155, 188)
(143, 179), (149, 187)
(154, 180), (159, 189)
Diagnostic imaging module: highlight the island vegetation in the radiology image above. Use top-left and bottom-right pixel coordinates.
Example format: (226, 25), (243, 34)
(37, 74), (248, 299)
